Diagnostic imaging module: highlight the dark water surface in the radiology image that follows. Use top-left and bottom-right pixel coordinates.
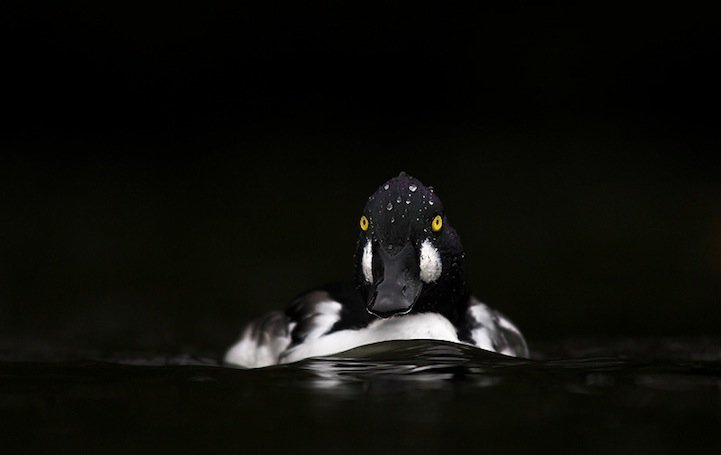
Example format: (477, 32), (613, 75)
(2, 339), (721, 454)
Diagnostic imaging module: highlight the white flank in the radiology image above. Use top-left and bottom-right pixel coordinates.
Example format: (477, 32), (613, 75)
(224, 324), (292, 369)
(498, 314), (522, 337)
(468, 303), (494, 327)
(470, 326), (494, 351)
(419, 239), (442, 283)
(468, 302), (496, 350)
(304, 301), (343, 340)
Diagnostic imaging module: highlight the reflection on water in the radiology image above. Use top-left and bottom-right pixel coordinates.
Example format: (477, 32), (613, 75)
(1, 339), (721, 453)
(286, 340), (721, 396)
(297, 341), (519, 389)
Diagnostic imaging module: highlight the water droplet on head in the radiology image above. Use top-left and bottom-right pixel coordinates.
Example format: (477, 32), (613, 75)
(386, 202), (393, 211)
(391, 217), (395, 223)
(409, 184), (417, 192)
(405, 199), (411, 204)
(428, 200), (434, 206)
(384, 184), (389, 190)
(429, 186), (434, 193)
(396, 196), (401, 203)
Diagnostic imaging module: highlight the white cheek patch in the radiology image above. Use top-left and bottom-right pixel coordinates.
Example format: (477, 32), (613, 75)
(419, 239), (442, 283)
(362, 240), (373, 283)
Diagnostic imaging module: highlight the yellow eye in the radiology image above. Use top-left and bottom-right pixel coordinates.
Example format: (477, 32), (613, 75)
(431, 215), (443, 232)
(360, 215), (369, 231)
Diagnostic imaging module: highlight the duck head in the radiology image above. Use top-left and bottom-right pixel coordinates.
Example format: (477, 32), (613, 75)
(354, 173), (468, 318)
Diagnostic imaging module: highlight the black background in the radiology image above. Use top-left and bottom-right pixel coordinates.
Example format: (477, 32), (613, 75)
(2, 3), (720, 356)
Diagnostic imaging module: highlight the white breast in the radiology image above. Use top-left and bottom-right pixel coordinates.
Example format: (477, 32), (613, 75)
(279, 312), (460, 364)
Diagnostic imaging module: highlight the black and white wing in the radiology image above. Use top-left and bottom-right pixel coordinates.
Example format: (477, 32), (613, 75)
(223, 309), (292, 368)
(224, 283), (372, 368)
(463, 298), (529, 357)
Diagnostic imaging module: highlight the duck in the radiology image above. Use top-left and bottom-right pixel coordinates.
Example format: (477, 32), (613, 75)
(224, 173), (528, 368)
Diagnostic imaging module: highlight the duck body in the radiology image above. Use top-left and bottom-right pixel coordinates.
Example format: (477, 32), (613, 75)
(225, 174), (528, 368)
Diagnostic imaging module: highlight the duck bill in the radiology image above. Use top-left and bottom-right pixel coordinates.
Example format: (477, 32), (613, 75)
(367, 242), (423, 318)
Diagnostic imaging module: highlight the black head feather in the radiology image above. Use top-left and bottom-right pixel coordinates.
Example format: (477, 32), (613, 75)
(354, 174), (468, 321)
